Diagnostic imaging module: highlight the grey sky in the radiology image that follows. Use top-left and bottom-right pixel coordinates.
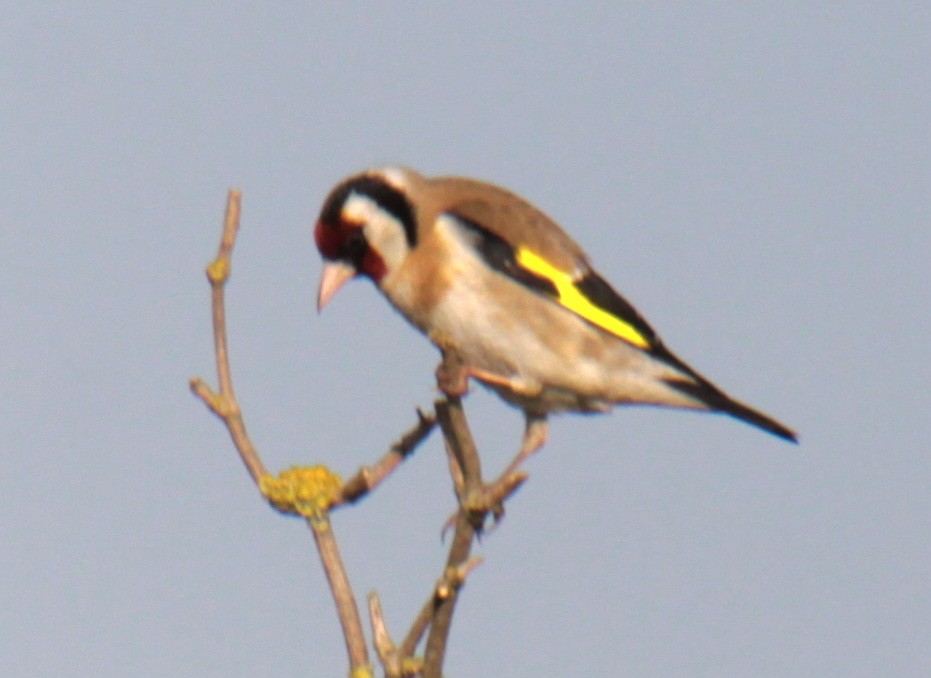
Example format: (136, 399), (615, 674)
(2, 4), (929, 676)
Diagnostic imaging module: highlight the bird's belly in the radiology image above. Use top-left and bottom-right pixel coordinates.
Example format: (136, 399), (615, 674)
(384, 241), (683, 414)
(427, 277), (621, 414)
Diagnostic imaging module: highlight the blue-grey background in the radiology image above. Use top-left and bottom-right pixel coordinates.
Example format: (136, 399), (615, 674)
(2, 4), (928, 676)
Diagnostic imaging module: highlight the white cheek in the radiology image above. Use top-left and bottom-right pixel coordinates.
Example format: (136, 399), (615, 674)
(364, 212), (408, 270)
(342, 193), (409, 271)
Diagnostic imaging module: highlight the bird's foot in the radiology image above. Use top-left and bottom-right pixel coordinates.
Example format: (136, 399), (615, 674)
(441, 471), (529, 539)
(440, 415), (546, 537)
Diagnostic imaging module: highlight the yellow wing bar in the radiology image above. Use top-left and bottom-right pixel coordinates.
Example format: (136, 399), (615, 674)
(515, 247), (650, 349)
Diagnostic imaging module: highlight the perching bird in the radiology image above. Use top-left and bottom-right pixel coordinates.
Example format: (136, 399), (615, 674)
(313, 166), (796, 473)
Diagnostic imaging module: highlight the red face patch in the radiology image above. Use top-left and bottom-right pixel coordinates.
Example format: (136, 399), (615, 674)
(313, 219), (387, 283)
(314, 220), (347, 260)
(360, 248), (387, 281)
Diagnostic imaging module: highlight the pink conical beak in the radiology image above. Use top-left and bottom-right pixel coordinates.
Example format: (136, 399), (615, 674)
(317, 261), (357, 311)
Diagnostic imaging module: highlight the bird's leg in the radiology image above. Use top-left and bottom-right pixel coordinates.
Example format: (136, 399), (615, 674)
(436, 356), (544, 402)
(439, 412), (544, 534)
(498, 413), (549, 481)
(433, 347), (544, 529)
(436, 363), (506, 397)
(465, 367), (529, 392)
(468, 414), (546, 530)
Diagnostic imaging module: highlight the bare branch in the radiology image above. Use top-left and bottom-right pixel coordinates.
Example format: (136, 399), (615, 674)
(368, 592), (396, 667)
(337, 408), (437, 505)
(189, 189), (268, 483)
(191, 193), (510, 677)
(191, 191), (375, 673)
(399, 597), (434, 663)
(310, 514), (371, 673)
(399, 554), (484, 668)
(422, 394), (484, 677)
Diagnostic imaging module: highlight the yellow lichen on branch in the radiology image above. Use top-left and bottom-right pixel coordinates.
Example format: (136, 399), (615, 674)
(260, 465), (343, 518)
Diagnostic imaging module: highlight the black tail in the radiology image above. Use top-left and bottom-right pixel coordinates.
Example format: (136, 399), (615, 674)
(720, 396), (797, 442)
(650, 341), (797, 443)
(667, 377), (797, 443)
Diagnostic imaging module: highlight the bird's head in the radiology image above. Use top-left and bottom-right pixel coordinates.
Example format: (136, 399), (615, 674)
(313, 168), (420, 311)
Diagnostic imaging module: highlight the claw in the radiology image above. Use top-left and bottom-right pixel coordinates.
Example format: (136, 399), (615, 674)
(440, 469), (528, 538)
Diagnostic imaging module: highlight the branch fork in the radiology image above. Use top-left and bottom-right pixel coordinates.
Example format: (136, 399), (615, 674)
(192, 190), (524, 677)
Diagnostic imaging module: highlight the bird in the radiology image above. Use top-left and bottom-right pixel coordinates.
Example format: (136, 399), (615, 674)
(313, 166), (796, 476)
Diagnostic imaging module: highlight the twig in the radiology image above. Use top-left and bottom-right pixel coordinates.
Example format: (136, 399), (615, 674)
(190, 190), (376, 674)
(399, 595), (435, 662)
(368, 592), (397, 673)
(369, 592), (425, 678)
(422, 395), (484, 677)
(310, 513), (370, 673)
(189, 189), (268, 483)
(190, 192), (510, 677)
(399, 553), (485, 659)
(337, 408), (437, 505)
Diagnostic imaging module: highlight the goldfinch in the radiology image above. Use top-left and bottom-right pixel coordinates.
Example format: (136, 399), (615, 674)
(313, 166), (796, 469)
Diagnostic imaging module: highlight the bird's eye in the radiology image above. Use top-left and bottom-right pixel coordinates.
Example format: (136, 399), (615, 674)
(343, 229), (368, 265)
